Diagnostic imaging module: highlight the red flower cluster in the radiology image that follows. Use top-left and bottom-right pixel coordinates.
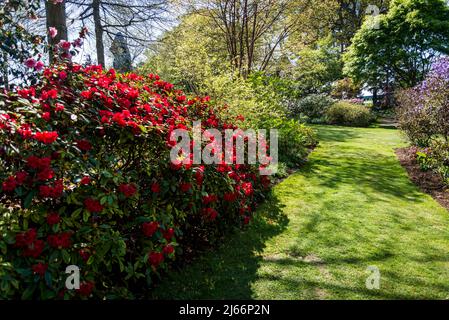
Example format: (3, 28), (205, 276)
(76, 139), (92, 152)
(242, 182), (254, 196)
(47, 232), (72, 249)
(33, 131), (58, 144)
(118, 183), (137, 197)
(46, 212), (61, 226)
(148, 251), (164, 267)
(142, 221), (159, 237)
(180, 182), (192, 193)
(84, 198), (103, 213)
(163, 228), (175, 241)
(39, 179), (64, 198)
(202, 194), (218, 205)
(151, 183), (161, 193)
(2, 171), (29, 193)
(32, 262), (48, 277)
(163, 245), (174, 255)
(223, 192), (238, 202)
(202, 208), (219, 221)
(80, 176), (91, 185)
(15, 229), (45, 258)
(78, 281), (95, 297)
(79, 249), (91, 262)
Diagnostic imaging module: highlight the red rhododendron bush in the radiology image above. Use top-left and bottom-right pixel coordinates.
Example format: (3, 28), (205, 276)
(0, 63), (272, 299)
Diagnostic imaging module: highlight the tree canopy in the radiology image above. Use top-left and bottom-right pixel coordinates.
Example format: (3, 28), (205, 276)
(344, 0), (449, 89)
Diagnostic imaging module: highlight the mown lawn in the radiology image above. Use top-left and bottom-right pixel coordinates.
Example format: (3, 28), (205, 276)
(152, 125), (449, 299)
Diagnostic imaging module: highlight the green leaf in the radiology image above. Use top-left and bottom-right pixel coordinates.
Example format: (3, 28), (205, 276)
(61, 249), (71, 264)
(23, 190), (36, 209)
(72, 208), (83, 219)
(83, 210), (90, 223)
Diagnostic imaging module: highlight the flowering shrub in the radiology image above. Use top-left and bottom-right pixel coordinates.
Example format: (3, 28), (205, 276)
(398, 57), (449, 185)
(0, 63), (272, 299)
(398, 57), (449, 147)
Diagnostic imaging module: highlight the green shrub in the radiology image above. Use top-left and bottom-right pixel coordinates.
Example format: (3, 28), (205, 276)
(289, 94), (335, 123)
(325, 101), (374, 127)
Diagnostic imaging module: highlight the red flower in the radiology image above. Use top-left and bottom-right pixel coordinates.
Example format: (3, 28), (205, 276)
(42, 112), (51, 122)
(15, 171), (28, 185)
(47, 232), (72, 249)
(179, 182), (192, 193)
(223, 192), (238, 202)
(163, 245), (174, 255)
(46, 212), (61, 226)
(26, 156), (51, 170)
(244, 216), (251, 225)
(241, 182), (254, 196)
(33, 131), (58, 144)
(76, 139), (92, 152)
(202, 208), (218, 221)
(142, 221), (159, 237)
(39, 180), (64, 198)
(59, 40), (71, 50)
(79, 249), (91, 262)
(32, 262), (48, 277)
(59, 71), (67, 80)
(202, 194), (218, 205)
(37, 167), (55, 181)
(55, 103), (65, 112)
(80, 176), (91, 185)
(118, 183), (137, 197)
(170, 162), (183, 171)
(41, 89), (57, 100)
(148, 251), (164, 267)
(163, 228), (175, 241)
(195, 170), (204, 185)
(84, 198), (103, 213)
(2, 176), (17, 192)
(22, 240), (45, 258)
(15, 228), (37, 247)
(78, 281), (94, 297)
(151, 183), (160, 193)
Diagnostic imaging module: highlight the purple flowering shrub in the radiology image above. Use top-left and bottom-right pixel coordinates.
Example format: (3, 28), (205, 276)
(397, 57), (449, 146)
(398, 57), (449, 184)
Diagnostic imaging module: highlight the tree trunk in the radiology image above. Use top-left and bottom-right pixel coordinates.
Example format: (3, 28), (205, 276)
(45, 0), (68, 62)
(93, 0), (105, 67)
(372, 87), (379, 108)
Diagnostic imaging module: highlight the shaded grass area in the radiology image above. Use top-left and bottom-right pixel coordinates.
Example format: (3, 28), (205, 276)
(152, 125), (449, 300)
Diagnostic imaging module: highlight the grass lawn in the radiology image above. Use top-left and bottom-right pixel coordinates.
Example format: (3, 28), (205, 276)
(152, 125), (449, 299)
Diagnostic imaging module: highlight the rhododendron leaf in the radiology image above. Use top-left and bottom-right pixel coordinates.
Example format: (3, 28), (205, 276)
(71, 208), (82, 219)
(100, 196), (108, 205)
(0, 241), (6, 255)
(23, 191), (35, 209)
(118, 259), (125, 272)
(21, 285), (35, 300)
(96, 242), (111, 259)
(83, 211), (90, 223)
(87, 255), (95, 265)
(61, 250), (70, 264)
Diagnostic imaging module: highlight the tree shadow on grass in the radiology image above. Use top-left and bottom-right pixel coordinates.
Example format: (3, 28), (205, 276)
(150, 193), (288, 299)
(302, 149), (426, 204)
